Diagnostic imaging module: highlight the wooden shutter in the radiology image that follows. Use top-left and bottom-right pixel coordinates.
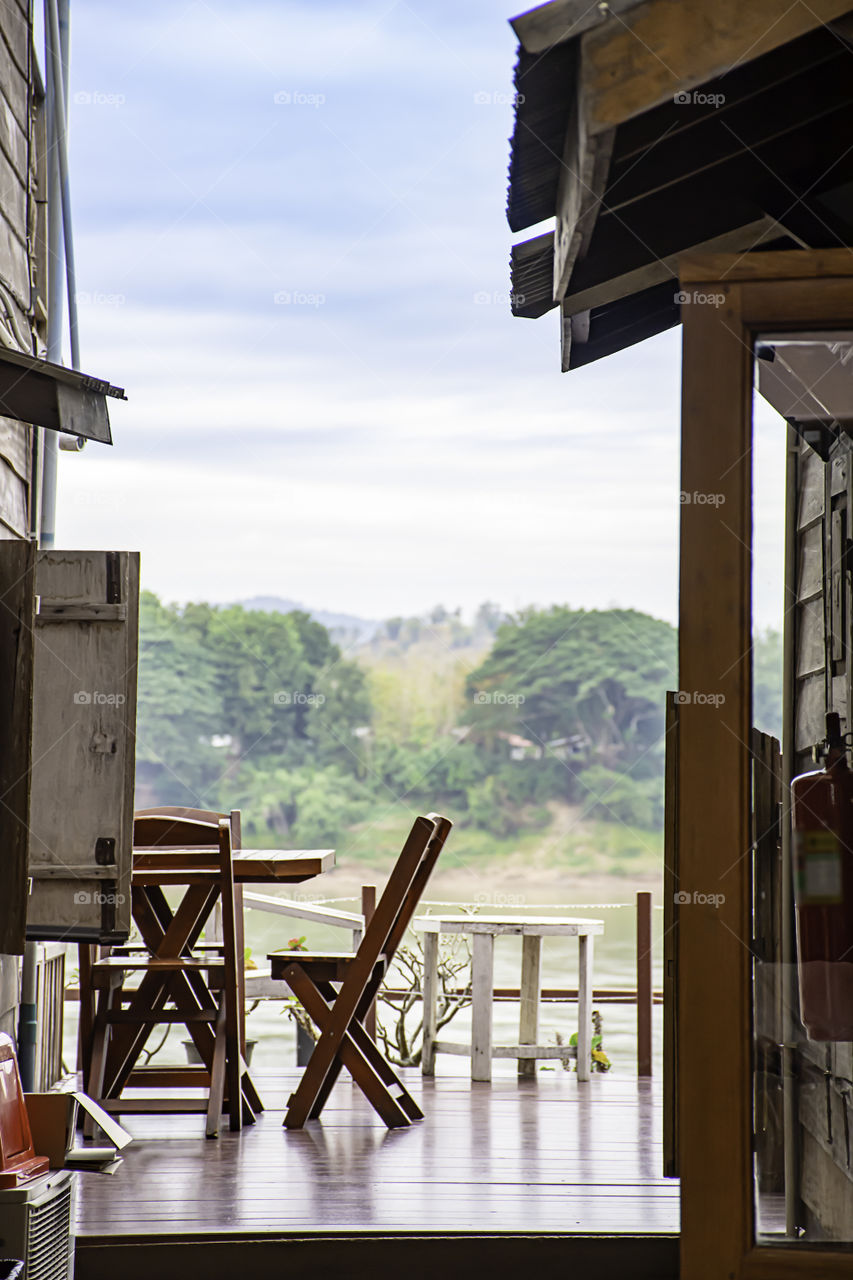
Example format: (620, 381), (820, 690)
(0, 546), (139, 948)
(0, 540), (36, 954)
(25, 549), (139, 943)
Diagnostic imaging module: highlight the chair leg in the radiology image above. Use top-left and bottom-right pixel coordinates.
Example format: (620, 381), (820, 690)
(224, 995), (242, 1134)
(206, 998), (228, 1139)
(85, 976), (121, 1138)
(283, 966), (411, 1130)
(241, 1070), (263, 1116)
(315, 980), (423, 1121)
(305, 967), (385, 1120)
(77, 945), (97, 1087)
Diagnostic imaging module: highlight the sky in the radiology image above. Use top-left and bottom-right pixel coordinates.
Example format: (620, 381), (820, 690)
(48, 0), (785, 627)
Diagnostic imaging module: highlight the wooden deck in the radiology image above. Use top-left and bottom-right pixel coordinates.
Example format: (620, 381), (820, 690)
(74, 1069), (678, 1238)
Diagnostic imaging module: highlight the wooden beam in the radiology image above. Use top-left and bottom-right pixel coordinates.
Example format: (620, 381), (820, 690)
(604, 42), (853, 215)
(361, 884), (377, 1042)
(680, 247), (853, 283)
(511, 0), (645, 55)
(581, 0), (853, 135)
(662, 693), (678, 1176)
(677, 275), (753, 1278)
(553, 81), (614, 302)
(562, 215), (785, 316)
(75, 1235), (681, 1280)
(636, 890), (652, 1078)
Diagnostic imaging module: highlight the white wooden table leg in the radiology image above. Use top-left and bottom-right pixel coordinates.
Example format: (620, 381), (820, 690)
(421, 928), (439, 1076)
(471, 931), (494, 1082)
(518, 934), (542, 1079)
(577, 932), (593, 1082)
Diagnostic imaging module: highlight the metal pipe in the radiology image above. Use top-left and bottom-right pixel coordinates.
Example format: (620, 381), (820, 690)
(41, 0), (76, 548)
(47, 0), (74, 366)
(16, 942), (38, 1092)
(20, 0), (73, 1086)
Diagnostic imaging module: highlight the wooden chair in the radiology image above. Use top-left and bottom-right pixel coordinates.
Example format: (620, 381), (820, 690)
(85, 808), (261, 1137)
(269, 812), (452, 1129)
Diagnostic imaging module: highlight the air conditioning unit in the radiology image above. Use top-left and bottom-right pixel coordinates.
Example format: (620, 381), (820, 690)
(0, 1170), (75, 1280)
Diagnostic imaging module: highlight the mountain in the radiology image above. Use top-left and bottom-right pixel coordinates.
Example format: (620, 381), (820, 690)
(237, 596), (380, 645)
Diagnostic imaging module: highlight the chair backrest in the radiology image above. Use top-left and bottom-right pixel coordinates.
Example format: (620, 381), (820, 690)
(378, 813), (452, 969)
(131, 813), (240, 966)
(133, 808), (241, 855)
(134, 807), (241, 846)
(333, 814), (452, 1032)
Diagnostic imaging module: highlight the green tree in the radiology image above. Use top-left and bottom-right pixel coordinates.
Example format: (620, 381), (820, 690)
(135, 592), (224, 804)
(135, 595), (370, 808)
(467, 607), (677, 777)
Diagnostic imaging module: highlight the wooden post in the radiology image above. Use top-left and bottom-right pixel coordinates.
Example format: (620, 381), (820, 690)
(361, 885), (377, 1041)
(231, 810), (246, 1058)
(577, 933), (593, 1082)
(471, 932), (495, 1082)
(637, 890), (653, 1077)
(76, 943), (95, 1085)
(421, 928), (439, 1076)
(518, 935), (542, 1079)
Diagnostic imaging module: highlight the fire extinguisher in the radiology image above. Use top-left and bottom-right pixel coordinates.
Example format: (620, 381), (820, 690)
(791, 712), (853, 1040)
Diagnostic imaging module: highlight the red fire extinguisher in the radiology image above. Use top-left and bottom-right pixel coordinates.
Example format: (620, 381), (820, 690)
(791, 712), (853, 1041)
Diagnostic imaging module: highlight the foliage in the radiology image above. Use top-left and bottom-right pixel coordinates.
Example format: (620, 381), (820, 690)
(135, 591), (369, 823)
(577, 766), (663, 830)
(467, 606), (677, 773)
(561, 1010), (611, 1073)
(136, 597), (785, 847)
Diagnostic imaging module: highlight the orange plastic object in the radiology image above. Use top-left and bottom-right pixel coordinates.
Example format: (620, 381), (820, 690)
(0, 1033), (49, 1188)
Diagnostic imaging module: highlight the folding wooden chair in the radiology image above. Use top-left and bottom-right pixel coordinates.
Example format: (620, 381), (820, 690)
(85, 808), (261, 1137)
(269, 812), (452, 1129)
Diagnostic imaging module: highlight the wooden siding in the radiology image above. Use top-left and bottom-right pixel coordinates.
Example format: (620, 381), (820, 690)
(0, 0), (38, 545)
(789, 430), (853, 1237)
(0, 0), (42, 984)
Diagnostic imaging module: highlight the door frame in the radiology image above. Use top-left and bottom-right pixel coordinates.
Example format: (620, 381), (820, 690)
(677, 249), (853, 1279)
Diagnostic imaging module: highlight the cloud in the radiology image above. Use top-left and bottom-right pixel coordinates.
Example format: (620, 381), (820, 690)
(57, 0), (784, 631)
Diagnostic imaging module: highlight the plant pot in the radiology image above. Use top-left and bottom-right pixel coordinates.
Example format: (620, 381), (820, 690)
(183, 1039), (256, 1066)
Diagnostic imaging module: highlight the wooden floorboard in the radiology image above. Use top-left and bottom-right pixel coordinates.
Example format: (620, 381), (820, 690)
(74, 1069), (679, 1239)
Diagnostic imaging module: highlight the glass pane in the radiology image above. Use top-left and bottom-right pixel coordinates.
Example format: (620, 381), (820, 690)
(752, 331), (853, 1245)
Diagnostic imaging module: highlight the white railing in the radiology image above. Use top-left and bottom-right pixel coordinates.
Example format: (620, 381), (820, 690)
(242, 893), (364, 998)
(243, 892), (362, 948)
(34, 942), (66, 1090)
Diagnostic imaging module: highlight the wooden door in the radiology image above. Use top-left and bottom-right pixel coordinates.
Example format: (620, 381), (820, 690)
(677, 249), (853, 1279)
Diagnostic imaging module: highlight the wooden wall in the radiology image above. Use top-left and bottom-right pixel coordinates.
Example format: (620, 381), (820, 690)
(0, 0), (48, 1001)
(790, 431), (853, 1236)
(0, 0), (41, 540)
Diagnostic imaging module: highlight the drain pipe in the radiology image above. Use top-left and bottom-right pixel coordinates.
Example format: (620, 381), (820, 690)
(40, 0), (77, 552)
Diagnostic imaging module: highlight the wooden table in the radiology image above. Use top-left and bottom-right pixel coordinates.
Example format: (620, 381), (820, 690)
(414, 915), (605, 1082)
(128, 847), (336, 1070)
(131, 848), (335, 884)
(81, 848), (335, 1131)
